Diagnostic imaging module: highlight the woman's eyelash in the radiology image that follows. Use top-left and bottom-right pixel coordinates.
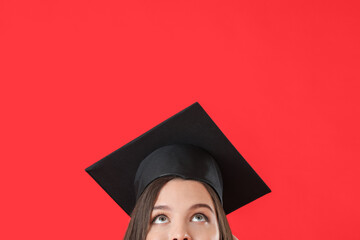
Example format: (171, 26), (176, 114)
(151, 213), (168, 223)
(192, 213), (209, 221)
(151, 212), (210, 223)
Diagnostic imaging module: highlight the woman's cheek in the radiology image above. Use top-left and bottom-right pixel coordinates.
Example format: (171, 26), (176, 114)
(188, 222), (220, 240)
(146, 222), (220, 240)
(146, 225), (169, 240)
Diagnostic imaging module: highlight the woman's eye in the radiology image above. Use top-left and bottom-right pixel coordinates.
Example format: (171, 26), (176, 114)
(191, 213), (208, 222)
(152, 215), (169, 224)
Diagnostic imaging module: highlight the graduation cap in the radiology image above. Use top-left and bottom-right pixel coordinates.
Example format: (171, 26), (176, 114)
(85, 102), (270, 215)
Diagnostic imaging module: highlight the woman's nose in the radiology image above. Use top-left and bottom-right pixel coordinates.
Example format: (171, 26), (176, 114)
(171, 234), (191, 240)
(170, 223), (192, 240)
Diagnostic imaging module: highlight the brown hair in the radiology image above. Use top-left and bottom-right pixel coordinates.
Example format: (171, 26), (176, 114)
(123, 176), (233, 240)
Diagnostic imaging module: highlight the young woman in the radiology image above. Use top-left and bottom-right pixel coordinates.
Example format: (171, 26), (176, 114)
(86, 103), (270, 240)
(125, 176), (233, 240)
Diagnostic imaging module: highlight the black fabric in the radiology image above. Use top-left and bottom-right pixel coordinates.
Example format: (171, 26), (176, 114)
(85, 102), (271, 216)
(134, 144), (223, 203)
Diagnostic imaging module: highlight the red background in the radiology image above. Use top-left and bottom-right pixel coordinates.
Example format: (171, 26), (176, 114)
(1, 0), (359, 239)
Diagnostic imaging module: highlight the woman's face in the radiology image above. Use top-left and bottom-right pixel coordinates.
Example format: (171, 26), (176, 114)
(146, 178), (220, 240)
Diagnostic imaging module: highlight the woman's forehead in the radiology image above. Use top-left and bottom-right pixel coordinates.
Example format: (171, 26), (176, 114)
(154, 179), (214, 209)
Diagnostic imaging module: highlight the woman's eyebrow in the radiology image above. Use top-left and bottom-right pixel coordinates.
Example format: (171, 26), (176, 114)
(189, 203), (214, 214)
(153, 204), (214, 213)
(153, 205), (171, 211)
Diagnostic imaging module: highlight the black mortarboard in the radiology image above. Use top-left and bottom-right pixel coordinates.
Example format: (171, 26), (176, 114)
(85, 102), (270, 215)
